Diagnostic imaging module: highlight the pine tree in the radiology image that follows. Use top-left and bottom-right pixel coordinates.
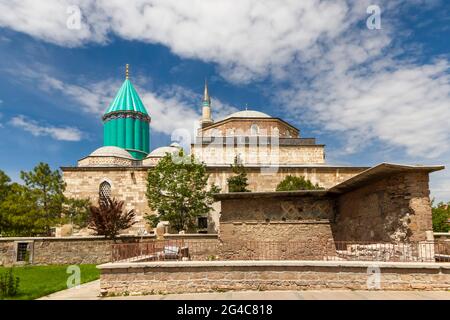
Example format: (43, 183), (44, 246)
(20, 162), (66, 235)
(227, 156), (250, 192)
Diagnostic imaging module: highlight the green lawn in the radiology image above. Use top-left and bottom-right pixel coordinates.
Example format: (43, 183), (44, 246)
(0, 264), (100, 300)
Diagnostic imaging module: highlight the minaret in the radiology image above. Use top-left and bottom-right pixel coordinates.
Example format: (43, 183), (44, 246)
(200, 79), (213, 128)
(102, 64), (151, 160)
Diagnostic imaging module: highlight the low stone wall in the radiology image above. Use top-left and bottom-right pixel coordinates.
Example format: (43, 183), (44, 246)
(98, 260), (450, 295)
(435, 233), (450, 241)
(0, 234), (218, 266)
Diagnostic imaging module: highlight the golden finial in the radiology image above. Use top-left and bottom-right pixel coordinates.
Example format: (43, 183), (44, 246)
(125, 64), (129, 79)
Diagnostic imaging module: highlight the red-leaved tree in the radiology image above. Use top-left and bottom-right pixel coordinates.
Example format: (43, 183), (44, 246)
(88, 197), (136, 241)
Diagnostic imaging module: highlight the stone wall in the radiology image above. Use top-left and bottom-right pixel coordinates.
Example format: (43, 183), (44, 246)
(217, 194), (335, 260)
(63, 168), (150, 233)
(62, 166), (366, 233)
(220, 196), (334, 221)
(207, 166), (366, 192)
(192, 144), (325, 165)
(334, 171), (433, 242)
(0, 235), (218, 266)
(200, 118), (299, 138)
(219, 222), (334, 260)
(98, 260), (450, 295)
(435, 233), (450, 241)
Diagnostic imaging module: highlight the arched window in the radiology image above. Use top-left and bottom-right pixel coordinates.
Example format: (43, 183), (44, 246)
(250, 124), (259, 135)
(99, 181), (111, 202)
(272, 127), (279, 136)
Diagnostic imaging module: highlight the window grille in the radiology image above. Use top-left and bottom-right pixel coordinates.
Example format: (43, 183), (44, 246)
(99, 181), (111, 201)
(16, 243), (29, 262)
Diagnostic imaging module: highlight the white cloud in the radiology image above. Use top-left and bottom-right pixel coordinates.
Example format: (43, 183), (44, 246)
(2, 0), (449, 199)
(10, 115), (83, 141)
(281, 36), (450, 158)
(12, 65), (238, 139)
(0, 0), (369, 82)
(0, 0), (107, 47)
(14, 65), (117, 116)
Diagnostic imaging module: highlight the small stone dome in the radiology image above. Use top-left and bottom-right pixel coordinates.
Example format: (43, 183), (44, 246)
(147, 145), (181, 158)
(170, 142), (182, 148)
(89, 146), (134, 159)
(224, 110), (271, 119)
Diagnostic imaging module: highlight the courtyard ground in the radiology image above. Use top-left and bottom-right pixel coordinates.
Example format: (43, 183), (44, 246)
(39, 280), (450, 300)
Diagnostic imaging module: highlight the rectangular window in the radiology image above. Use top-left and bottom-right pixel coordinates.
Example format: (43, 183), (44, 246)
(16, 243), (29, 262)
(198, 217), (208, 230)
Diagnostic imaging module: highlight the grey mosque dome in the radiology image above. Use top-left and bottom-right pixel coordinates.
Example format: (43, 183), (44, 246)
(146, 144), (182, 158)
(224, 110), (271, 120)
(89, 146), (134, 159)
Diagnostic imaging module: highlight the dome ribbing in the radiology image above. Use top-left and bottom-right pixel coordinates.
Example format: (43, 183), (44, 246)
(102, 67), (151, 160)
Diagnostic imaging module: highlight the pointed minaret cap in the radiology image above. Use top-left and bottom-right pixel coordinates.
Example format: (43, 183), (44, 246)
(203, 79), (211, 105)
(201, 79), (213, 127)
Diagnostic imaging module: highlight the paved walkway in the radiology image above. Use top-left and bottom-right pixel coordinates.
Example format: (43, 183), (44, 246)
(39, 280), (450, 300)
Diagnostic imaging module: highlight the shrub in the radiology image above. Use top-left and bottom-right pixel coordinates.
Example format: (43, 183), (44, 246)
(0, 268), (20, 299)
(276, 175), (323, 191)
(432, 201), (450, 232)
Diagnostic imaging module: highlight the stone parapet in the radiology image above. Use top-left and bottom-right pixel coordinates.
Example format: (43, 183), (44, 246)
(97, 260), (450, 296)
(0, 234), (218, 266)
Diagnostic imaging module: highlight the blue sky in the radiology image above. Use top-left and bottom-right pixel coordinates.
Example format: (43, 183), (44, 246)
(0, 0), (449, 201)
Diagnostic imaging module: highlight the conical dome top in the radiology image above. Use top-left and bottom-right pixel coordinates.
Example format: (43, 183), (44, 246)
(104, 79), (149, 115)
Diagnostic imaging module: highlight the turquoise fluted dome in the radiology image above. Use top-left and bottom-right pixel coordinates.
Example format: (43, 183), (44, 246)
(102, 75), (151, 160)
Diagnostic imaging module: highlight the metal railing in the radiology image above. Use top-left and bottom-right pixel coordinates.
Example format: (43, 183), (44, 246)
(325, 240), (450, 262)
(110, 239), (450, 263)
(111, 239), (219, 262)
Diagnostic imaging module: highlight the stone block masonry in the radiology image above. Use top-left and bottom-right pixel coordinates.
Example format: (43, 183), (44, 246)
(334, 171), (434, 242)
(0, 234), (218, 266)
(97, 260), (450, 296)
(62, 165), (367, 233)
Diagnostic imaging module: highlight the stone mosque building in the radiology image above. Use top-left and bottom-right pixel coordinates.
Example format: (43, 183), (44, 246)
(62, 66), (444, 242)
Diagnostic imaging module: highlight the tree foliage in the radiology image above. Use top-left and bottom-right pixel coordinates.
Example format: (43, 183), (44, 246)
(0, 164), (89, 237)
(276, 175), (324, 191)
(145, 150), (220, 232)
(62, 198), (91, 229)
(20, 162), (66, 233)
(432, 200), (450, 232)
(0, 182), (48, 236)
(227, 156), (250, 192)
(88, 197), (136, 240)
